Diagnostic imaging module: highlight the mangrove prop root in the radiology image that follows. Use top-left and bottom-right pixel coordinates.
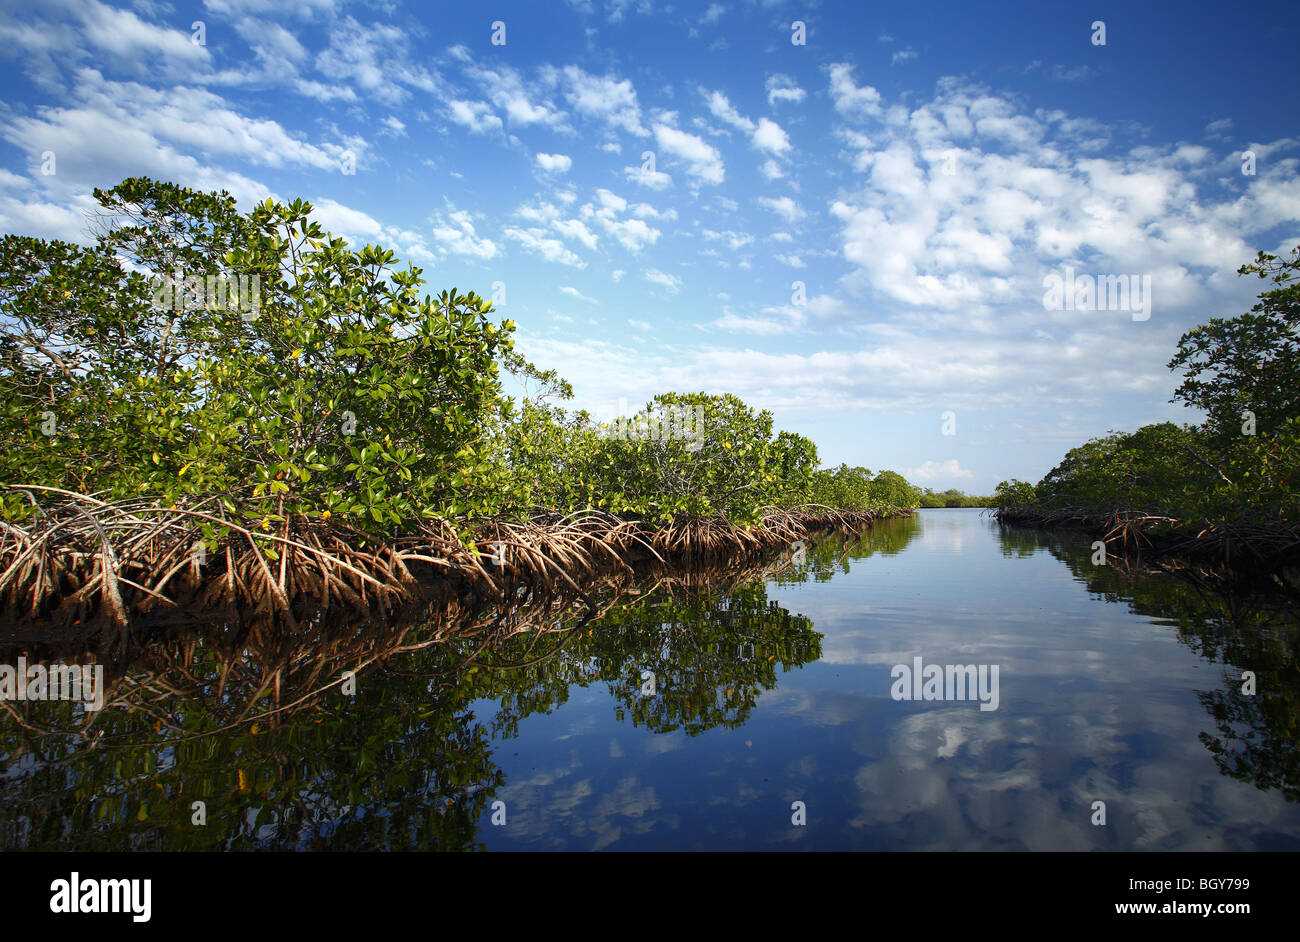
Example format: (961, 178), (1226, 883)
(994, 504), (1300, 567)
(0, 487), (900, 630)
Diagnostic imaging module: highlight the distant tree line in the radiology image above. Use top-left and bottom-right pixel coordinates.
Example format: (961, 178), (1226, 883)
(917, 488), (994, 508)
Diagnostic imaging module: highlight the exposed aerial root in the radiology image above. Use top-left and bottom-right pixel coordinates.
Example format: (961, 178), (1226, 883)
(0, 485), (907, 630)
(994, 504), (1300, 568)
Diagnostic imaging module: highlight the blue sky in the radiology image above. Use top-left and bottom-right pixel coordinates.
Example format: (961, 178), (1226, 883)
(1, 0), (1298, 492)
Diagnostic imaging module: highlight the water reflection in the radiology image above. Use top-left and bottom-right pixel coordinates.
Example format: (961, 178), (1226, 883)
(1008, 525), (1300, 806)
(0, 546), (834, 850)
(770, 511), (921, 585)
(2, 513), (1297, 850)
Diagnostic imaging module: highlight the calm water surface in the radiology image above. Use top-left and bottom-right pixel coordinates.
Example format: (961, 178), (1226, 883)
(3, 508), (1298, 850)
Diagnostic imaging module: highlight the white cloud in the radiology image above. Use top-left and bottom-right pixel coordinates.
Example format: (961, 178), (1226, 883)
(505, 226), (585, 267)
(701, 90), (793, 163)
(315, 16), (440, 106)
(606, 0), (652, 24)
(596, 188), (628, 213)
(630, 201), (676, 221)
(828, 63), (883, 119)
(548, 65), (649, 136)
(704, 89), (754, 133)
(552, 217), (599, 251)
(758, 195), (805, 222)
(624, 162), (673, 189)
(3, 70), (353, 176)
(908, 459), (974, 481)
(0, 0), (210, 89)
(644, 269), (682, 293)
(431, 209), (498, 260)
(709, 308), (801, 336)
(820, 77), (1293, 323)
(236, 17), (308, 66)
(461, 58), (568, 130)
(313, 198), (385, 240)
(580, 188), (661, 252)
(702, 229), (754, 251)
(560, 285), (598, 303)
(653, 123), (725, 185)
(766, 73), (806, 106)
(753, 117), (792, 155)
(536, 152), (573, 173)
(446, 100), (502, 134)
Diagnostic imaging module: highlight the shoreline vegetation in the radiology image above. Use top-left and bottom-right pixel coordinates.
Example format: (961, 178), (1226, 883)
(0, 487), (901, 631)
(0, 527), (863, 738)
(5, 177), (1291, 634)
(993, 245), (1300, 570)
(1, 179), (923, 631)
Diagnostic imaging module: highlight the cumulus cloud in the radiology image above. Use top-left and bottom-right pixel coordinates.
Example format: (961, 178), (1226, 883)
(536, 152), (573, 173)
(653, 123), (725, 185)
(828, 63), (883, 119)
(623, 162), (673, 189)
(431, 208), (498, 260)
(644, 268), (682, 293)
(766, 73), (807, 106)
(758, 195), (805, 222)
(446, 99), (502, 134)
(315, 16), (442, 105)
(505, 226), (585, 267)
(702, 229), (754, 251)
(457, 53), (568, 130)
(579, 187), (662, 252)
(704, 89), (753, 132)
(552, 217), (599, 251)
(547, 64), (649, 136)
(753, 118), (792, 155)
(700, 89), (794, 165)
(822, 77), (1297, 327)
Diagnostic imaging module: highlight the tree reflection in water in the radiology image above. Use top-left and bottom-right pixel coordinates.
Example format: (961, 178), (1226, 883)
(0, 538), (844, 850)
(1001, 524), (1300, 804)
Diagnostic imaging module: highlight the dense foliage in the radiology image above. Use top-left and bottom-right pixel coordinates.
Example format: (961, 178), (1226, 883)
(996, 246), (1300, 528)
(1, 180), (516, 533)
(0, 178), (920, 534)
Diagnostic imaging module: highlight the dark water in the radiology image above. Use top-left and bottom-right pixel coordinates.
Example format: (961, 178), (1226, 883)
(3, 508), (1298, 850)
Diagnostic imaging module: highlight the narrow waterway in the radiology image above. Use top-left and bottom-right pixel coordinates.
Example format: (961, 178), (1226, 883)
(3, 509), (1298, 850)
